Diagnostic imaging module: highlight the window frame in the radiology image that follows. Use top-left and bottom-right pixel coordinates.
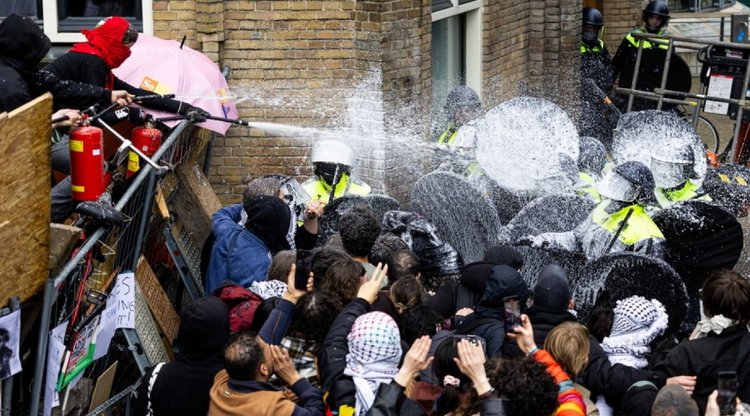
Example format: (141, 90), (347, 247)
(41, 0), (153, 43)
(431, 0), (483, 98)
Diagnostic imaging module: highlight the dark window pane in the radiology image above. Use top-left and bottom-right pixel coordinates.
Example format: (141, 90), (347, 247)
(0, 0), (38, 18)
(432, 0), (452, 13)
(65, 0), (136, 18)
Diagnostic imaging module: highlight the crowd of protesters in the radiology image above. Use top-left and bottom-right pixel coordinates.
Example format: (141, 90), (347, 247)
(130, 173), (750, 416)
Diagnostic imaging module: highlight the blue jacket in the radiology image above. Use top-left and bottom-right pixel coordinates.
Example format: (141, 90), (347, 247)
(205, 204), (272, 293)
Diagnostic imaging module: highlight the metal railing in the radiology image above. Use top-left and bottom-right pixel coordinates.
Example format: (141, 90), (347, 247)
(28, 120), (201, 416)
(615, 32), (750, 161)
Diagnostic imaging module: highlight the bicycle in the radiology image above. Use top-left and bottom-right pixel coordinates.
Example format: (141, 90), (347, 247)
(677, 104), (721, 154)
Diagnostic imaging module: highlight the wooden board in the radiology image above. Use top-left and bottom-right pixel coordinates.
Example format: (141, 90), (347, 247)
(87, 361), (118, 413)
(135, 257), (180, 343)
(172, 163), (222, 244)
(49, 223), (82, 275)
(0, 94), (53, 305)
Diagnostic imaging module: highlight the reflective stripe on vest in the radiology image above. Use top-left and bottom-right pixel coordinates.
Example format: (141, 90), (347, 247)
(577, 172), (602, 202)
(655, 179), (711, 208)
(592, 200), (664, 245)
(436, 126), (459, 145)
(301, 174), (371, 205)
(625, 29), (668, 50)
(580, 40), (605, 54)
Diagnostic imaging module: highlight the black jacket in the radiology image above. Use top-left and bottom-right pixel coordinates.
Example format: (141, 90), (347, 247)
(652, 325), (750, 414)
(0, 14), (111, 113)
(454, 265), (528, 358)
(366, 382), (507, 416)
(45, 51), (187, 114)
(581, 338), (662, 412)
(318, 298), (371, 412)
(132, 296), (230, 416)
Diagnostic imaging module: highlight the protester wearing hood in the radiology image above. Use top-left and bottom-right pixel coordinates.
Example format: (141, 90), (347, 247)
(452, 265), (529, 358)
(205, 195), (292, 293)
(45, 16), (209, 120)
(0, 13), (130, 113)
(502, 264), (577, 358)
(427, 245), (523, 320)
(133, 296), (230, 416)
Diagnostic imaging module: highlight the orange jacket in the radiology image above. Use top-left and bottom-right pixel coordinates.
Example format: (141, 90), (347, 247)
(531, 349), (587, 416)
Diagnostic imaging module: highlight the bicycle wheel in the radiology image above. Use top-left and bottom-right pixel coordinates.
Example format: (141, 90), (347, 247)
(687, 115), (720, 154)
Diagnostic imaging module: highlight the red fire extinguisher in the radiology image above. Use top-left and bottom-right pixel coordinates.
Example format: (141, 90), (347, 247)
(69, 120), (105, 202)
(127, 121), (162, 178)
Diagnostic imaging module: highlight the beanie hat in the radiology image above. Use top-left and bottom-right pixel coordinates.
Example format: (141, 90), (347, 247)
(483, 245), (524, 270)
(244, 195), (292, 251)
(533, 264), (570, 311)
(602, 296), (669, 368)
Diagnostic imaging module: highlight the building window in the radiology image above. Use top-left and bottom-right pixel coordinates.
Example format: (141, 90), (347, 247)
(1, 0), (152, 43)
(668, 0), (735, 12)
(431, 0), (482, 135)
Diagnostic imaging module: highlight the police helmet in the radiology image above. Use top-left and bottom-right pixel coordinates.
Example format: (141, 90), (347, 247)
(583, 8), (604, 27)
(642, 1), (670, 32)
(598, 161), (657, 205)
(311, 139), (354, 186)
(311, 139), (354, 166)
(444, 86), (482, 123)
(651, 146), (699, 189)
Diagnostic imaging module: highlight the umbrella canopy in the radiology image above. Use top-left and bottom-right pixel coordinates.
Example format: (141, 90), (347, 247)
(113, 34), (239, 134)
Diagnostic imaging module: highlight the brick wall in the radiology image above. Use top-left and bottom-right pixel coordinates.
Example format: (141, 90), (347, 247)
(150, 0), (597, 206)
(602, 0), (642, 50)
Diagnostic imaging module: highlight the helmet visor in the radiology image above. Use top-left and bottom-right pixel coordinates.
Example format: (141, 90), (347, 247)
(651, 157), (688, 188)
(597, 170), (639, 202)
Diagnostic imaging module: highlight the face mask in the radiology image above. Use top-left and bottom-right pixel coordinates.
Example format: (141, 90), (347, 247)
(582, 29), (599, 46)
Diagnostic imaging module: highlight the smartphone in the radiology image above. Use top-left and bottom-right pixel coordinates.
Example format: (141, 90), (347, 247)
(503, 297), (522, 333)
(294, 249), (312, 291)
(718, 371), (738, 415)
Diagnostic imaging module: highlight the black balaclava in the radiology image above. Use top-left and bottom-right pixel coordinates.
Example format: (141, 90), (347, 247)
(244, 195), (292, 252)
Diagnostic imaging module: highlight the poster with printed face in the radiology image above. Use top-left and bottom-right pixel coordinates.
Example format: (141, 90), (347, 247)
(0, 310), (22, 380)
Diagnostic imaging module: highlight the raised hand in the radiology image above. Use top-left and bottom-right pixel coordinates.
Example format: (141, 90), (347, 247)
(357, 263), (388, 304)
(454, 339), (492, 395)
(393, 336), (433, 387)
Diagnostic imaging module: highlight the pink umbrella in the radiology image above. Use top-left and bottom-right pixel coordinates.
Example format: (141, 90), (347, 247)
(113, 34), (239, 134)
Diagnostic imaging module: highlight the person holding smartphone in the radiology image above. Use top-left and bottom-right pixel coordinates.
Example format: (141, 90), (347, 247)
(652, 270), (750, 413)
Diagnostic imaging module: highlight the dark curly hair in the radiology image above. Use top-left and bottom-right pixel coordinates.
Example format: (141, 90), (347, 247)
(320, 258), (366, 309)
(310, 247), (350, 290)
(338, 205), (381, 258)
(223, 330), (263, 381)
(486, 357), (558, 416)
(288, 292), (341, 350)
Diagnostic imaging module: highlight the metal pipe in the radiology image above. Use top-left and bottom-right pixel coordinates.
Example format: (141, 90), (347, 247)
(128, 170), (157, 272)
(1, 297), (19, 416)
(614, 88), (696, 106)
(656, 39), (676, 111)
(730, 57), (750, 162)
(28, 280), (55, 416)
(630, 31), (750, 50)
(628, 43), (645, 113)
(651, 88), (750, 106)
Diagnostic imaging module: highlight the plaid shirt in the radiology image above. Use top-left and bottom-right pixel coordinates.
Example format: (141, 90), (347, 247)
(281, 336), (319, 387)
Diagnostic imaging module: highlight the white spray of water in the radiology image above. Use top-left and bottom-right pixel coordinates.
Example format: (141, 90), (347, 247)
(475, 97), (580, 192)
(612, 110), (707, 185)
